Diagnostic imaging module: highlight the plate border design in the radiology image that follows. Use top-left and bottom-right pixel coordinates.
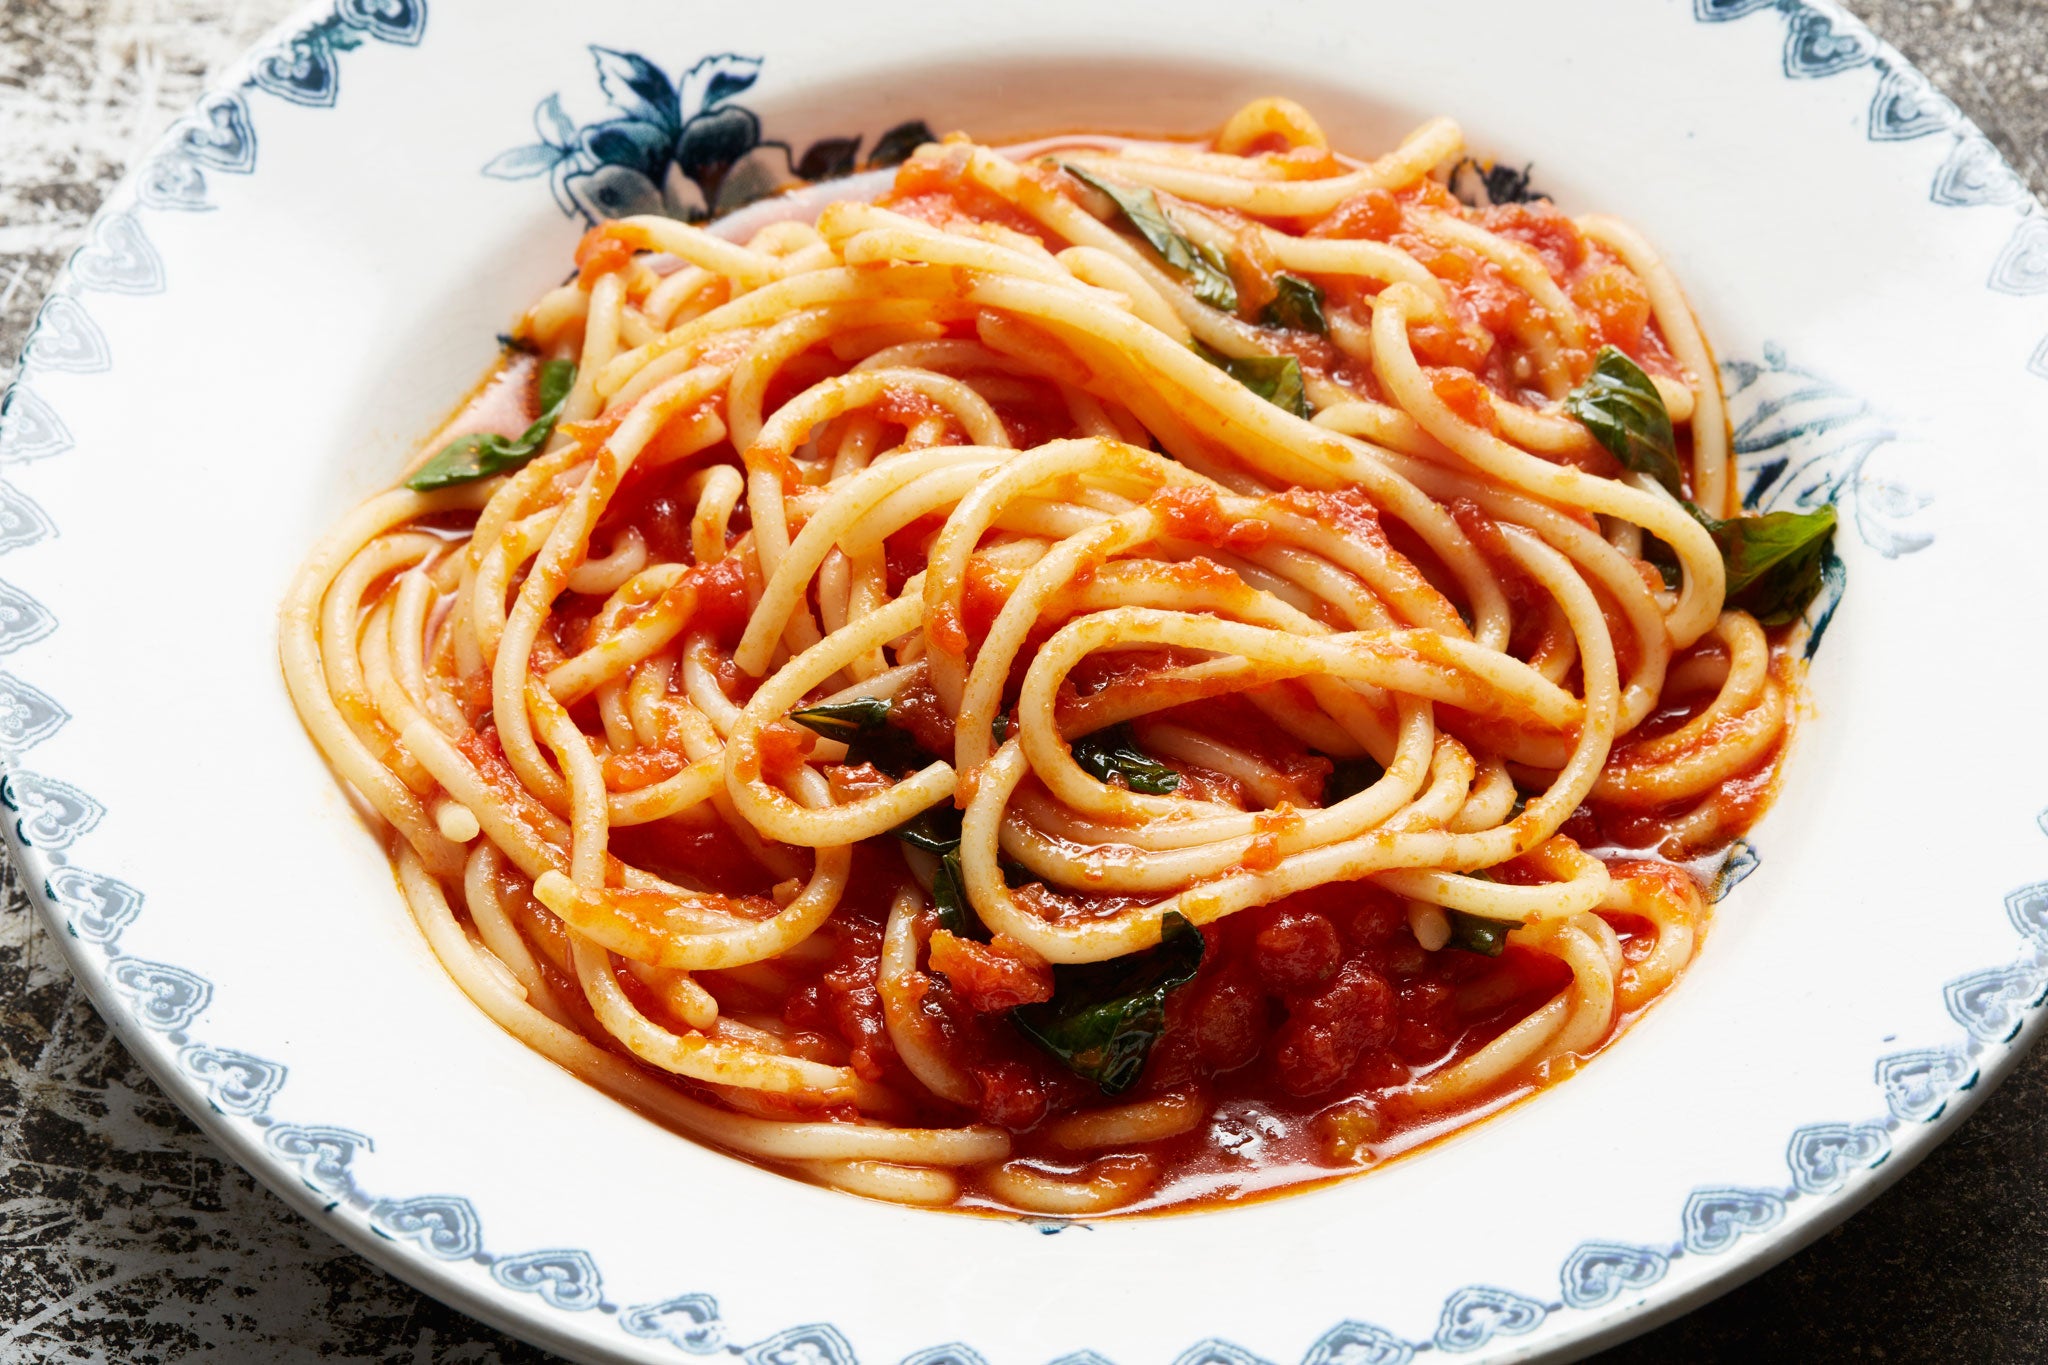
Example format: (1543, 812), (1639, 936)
(1, 1), (2044, 1361)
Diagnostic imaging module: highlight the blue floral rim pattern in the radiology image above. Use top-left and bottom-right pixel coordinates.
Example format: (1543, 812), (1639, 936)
(0, 1), (2042, 1360)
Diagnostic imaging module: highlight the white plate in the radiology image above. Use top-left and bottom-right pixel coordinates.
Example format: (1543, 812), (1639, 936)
(6, 1), (2047, 1360)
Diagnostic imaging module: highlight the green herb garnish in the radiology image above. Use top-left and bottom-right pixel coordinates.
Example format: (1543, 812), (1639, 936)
(789, 695), (930, 773)
(1563, 347), (1684, 499)
(1566, 348), (1837, 626)
(1070, 725), (1181, 795)
(1262, 273), (1327, 334)
(1323, 755), (1386, 805)
(1065, 164), (1238, 312)
(1446, 908), (1519, 957)
(407, 358), (575, 491)
(1193, 341), (1312, 419)
(1013, 910), (1204, 1095)
(1689, 502), (1839, 627)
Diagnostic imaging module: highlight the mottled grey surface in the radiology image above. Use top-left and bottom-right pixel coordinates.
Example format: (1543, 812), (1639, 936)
(0, 0), (2044, 1361)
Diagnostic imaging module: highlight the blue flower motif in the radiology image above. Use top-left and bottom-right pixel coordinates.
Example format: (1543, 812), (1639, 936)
(741, 1323), (858, 1365)
(491, 1248), (604, 1311)
(2005, 881), (2048, 946)
(0, 482), (55, 554)
(1876, 1047), (1978, 1122)
(900, 1346), (989, 1365)
(1559, 1242), (1669, 1309)
(45, 866), (140, 946)
(0, 386), (72, 464)
(263, 1123), (374, 1196)
(1174, 1341), (1273, 1365)
(178, 1043), (288, 1117)
(1943, 960), (2048, 1043)
(1433, 1285), (1547, 1352)
(369, 1194), (483, 1260)
(623, 1292), (725, 1352)
(1681, 1187), (1786, 1255)
(1785, 1121), (1891, 1195)
(483, 48), (932, 224)
(0, 671), (69, 755)
(1300, 1320), (1415, 1365)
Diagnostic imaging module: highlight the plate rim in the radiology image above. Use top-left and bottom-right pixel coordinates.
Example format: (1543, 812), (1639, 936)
(5, 1), (2046, 1361)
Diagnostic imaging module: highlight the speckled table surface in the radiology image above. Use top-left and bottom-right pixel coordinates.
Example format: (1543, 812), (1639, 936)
(2, 2), (2045, 1361)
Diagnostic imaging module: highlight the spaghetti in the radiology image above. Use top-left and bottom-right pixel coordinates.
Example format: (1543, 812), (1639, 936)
(282, 99), (1832, 1215)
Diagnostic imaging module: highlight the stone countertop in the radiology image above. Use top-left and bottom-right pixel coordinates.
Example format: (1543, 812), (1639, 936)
(2, 1), (2043, 1360)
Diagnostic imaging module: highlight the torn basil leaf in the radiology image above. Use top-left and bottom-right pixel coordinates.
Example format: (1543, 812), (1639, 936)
(1563, 346), (1683, 499)
(1690, 502), (1839, 627)
(408, 359), (577, 491)
(1065, 164), (1238, 312)
(893, 803), (963, 855)
(1013, 910), (1205, 1095)
(789, 695), (929, 773)
(1194, 342), (1313, 419)
(789, 696), (891, 738)
(1071, 725), (1181, 795)
(1262, 273), (1327, 334)
(1324, 755), (1386, 804)
(1446, 908), (1518, 958)
(929, 848), (972, 935)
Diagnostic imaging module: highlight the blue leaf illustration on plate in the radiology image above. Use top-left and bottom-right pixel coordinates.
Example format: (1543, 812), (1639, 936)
(2030, 335), (2048, 382)
(0, 482), (57, 554)
(1943, 960), (2048, 1043)
(1175, 1341), (1274, 1365)
(1681, 1187), (1786, 1254)
(108, 957), (212, 1031)
(178, 1043), (287, 1116)
(1692, 0), (1777, 19)
(491, 1248), (604, 1311)
(0, 386), (72, 463)
(1989, 217), (2048, 295)
(0, 671), (68, 753)
(176, 92), (257, 173)
(1558, 1241), (1668, 1309)
(335, 0), (425, 45)
(138, 153), (211, 212)
(264, 1123), (374, 1196)
(0, 580), (56, 655)
(742, 1324), (859, 1365)
(22, 295), (111, 375)
(1932, 135), (2028, 208)
(1300, 1320), (1415, 1365)
(900, 1346), (989, 1365)
(1, 769), (105, 850)
(250, 24), (352, 109)
(69, 210), (166, 295)
(2005, 881), (2048, 946)
(369, 1194), (483, 1260)
(622, 1293), (724, 1352)
(1710, 840), (1759, 902)
(1782, 6), (1877, 79)
(1875, 1047), (1977, 1122)
(1785, 1121), (1891, 1195)
(45, 865), (140, 945)
(1725, 346), (1932, 560)
(1865, 63), (1956, 140)
(1433, 1285), (1546, 1353)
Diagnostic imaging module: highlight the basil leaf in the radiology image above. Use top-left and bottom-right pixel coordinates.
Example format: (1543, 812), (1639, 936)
(1690, 502), (1838, 628)
(1324, 755), (1386, 804)
(407, 358), (577, 491)
(1065, 164), (1238, 312)
(1013, 910), (1204, 1095)
(991, 712), (1011, 744)
(930, 848), (972, 935)
(790, 695), (929, 772)
(893, 803), (964, 855)
(788, 696), (891, 739)
(1194, 342), (1313, 419)
(1262, 273), (1327, 334)
(1563, 346), (1683, 499)
(1447, 909), (1518, 958)
(1071, 725), (1180, 795)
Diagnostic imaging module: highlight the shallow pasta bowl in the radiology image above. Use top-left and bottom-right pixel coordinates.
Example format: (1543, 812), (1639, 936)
(6, 0), (2047, 1360)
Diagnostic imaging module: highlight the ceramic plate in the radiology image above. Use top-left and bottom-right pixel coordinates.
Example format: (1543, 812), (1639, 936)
(6, 1), (2047, 1360)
